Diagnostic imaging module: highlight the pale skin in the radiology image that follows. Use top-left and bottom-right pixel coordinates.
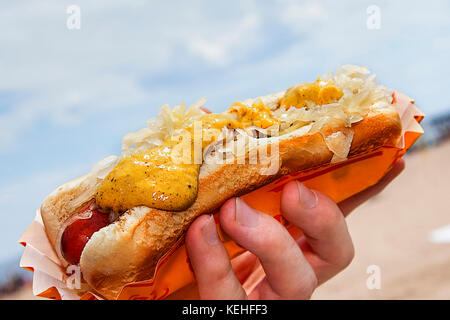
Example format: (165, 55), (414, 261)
(185, 158), (405, 300)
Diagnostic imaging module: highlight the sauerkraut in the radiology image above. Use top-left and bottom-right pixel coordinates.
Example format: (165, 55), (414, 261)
(122, 97), (207, 156)
(273, 65), (394, 136)
(82, 65), (394, 189)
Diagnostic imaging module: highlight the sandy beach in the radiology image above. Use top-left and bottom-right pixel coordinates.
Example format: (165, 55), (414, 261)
(313, 140), (450, 299)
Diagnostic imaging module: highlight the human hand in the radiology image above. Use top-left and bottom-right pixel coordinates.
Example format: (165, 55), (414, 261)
(185, 159), (405, 300)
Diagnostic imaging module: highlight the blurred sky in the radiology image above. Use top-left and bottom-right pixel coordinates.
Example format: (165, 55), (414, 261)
(1, 0), (450, 262)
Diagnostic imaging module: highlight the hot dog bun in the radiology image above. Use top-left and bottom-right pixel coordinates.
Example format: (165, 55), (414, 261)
(40, 66), (403, 299)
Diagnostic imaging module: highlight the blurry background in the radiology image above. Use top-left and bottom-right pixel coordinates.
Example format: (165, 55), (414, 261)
(1, 0), (449, 299)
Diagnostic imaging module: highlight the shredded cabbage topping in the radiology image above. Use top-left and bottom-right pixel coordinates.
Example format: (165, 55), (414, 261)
(73, 65), (394, 206)
(121, 65), (393, 159)
(122, 97), (207, 156)
(273, 65), (393, 135)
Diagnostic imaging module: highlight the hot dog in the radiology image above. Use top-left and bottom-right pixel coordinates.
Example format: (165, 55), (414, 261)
(41, 65), (403, 299)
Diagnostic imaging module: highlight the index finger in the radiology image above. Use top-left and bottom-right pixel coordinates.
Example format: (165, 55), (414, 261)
(280, 181), (354, 284)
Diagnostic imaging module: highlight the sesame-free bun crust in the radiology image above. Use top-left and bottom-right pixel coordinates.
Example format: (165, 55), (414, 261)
(40, 94), (402, 299)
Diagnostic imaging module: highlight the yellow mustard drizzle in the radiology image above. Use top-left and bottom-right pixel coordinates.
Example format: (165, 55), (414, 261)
(229, 99), (280, 129)
(95, 114), (245, 212)
(279, 79), (343, 110)
(95, 79), (341, 212)
(95, 140), (199, 212)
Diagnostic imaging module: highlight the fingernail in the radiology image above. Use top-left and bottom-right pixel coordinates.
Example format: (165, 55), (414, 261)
(235, 198), (260, 227)
(201, 215), (220, 246)
(296, 182), (318, 209)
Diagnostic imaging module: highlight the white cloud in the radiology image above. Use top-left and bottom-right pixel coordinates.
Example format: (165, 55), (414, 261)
(2, 0), (450, 154)
(0, 1), (263, 152)
(188, 13), (261, 66)
(280, 0), (328, 32)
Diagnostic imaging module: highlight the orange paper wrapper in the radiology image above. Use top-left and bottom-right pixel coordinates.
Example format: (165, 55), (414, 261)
(18, 91), (424, 300)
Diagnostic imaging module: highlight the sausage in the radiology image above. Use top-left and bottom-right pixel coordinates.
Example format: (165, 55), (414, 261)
(61, 206), (110, 265)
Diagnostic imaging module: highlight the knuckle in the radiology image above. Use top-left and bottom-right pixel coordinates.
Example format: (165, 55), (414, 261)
(256, 227), (289, 255)
(210, 262), (235, 284)
(331, 240), (355, 270)
(314, 205), (343, 234)
(309, 215), (338, 237)
(292, 273), (318, 299)
(248, 216), (288, 252)
(339, 242), (355, 269)
(251, 236), (278, 257)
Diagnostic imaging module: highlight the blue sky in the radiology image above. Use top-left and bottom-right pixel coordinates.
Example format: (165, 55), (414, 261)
(1, 0), (450, 262)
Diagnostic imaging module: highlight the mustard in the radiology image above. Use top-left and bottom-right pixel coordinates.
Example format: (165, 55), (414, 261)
(279, 79), (343, 110)
(95, 79), (338, 213)
(95, 140), (200, 212)
(229, 99), (280, 129)
(95, 114), (246, 212)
